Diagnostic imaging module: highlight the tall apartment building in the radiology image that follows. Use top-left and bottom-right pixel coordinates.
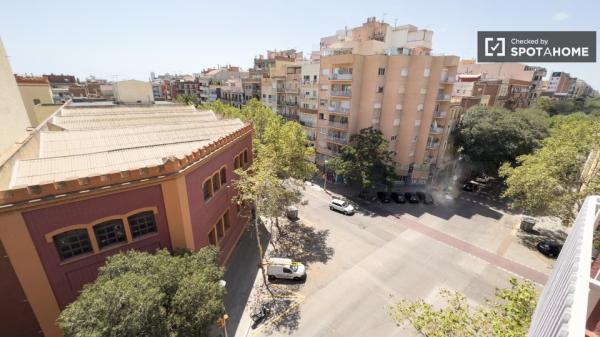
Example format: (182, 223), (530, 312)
(299, 61), (320, 145)
(548, 71), (572, 94)
(316, 18), (459, 183)
(280, 64), (301, 121)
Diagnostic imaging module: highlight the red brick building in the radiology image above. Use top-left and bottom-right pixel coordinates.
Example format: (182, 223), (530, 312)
(0, 103), (253, 337)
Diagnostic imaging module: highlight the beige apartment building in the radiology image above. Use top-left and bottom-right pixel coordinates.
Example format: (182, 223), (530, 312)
(252, 50), (301, 115)
(113, 79), (154, 104)
(299, 61), (320, 146)
(15, 75), (54, 124)
(316, 18), (459, 183)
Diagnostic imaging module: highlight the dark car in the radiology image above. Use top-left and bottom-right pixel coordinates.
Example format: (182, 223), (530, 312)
(404, 192), (419, 203)
(377, 191), (392, 203)
(390, 192), (406, 203)
(462, 182), (478, 192)
(416, 191), (434, 204)
(358, 190), (377, 201)
(536, 240), (562, 258)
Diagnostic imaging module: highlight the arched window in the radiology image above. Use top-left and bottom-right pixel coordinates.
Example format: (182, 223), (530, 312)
(54, 229), (93, 261)
(94, 219), (126, 249)
(127, 211), (157, 238)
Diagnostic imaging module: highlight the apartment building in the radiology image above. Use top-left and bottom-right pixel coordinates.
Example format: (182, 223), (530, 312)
(280, 64), (301, 121)
(113, 79), (154, 104)
(43, 73), (78, 103)
(14, 75), (54, 124)
(548, 71), (572, 94)
(316, 17), (459, 183)
(299, 61), (320, 145)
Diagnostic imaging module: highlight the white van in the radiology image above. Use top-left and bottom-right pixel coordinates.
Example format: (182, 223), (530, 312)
(266, 257), (306, 281)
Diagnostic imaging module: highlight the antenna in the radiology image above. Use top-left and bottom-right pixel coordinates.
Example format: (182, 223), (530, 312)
(394, 18), (398, 28)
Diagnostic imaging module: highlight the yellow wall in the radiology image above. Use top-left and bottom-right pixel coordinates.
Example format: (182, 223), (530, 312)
(18, 84), (54, 125)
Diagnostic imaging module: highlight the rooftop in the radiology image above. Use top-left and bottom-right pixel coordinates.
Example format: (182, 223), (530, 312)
(0, 102), (248, 200)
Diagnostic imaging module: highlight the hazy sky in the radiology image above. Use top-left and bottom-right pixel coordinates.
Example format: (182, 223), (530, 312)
(1, 0), (598, 87)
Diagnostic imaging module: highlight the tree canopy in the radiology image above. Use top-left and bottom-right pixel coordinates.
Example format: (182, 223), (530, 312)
(329, 127), (396, 191)
(390, 278), (537, 337)
(175, 94), (199, 106)
(453, 106), (550, 176)
(57, 248), (225, 337)
(499, 113), (600, 224)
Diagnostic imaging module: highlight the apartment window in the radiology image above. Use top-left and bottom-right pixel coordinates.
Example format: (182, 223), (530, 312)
(420, 88), (427, 94)
(94, 219), (127, 249)
(216, 218), (225, 240)
(424, 68), (431, 77)
(203, 179), (213, 200)
(377, 86), (384, 93)
(243, 149), (249, 164)
(234, 155), (241, 169)
(401, 67), (409, 77)
(33, 98), (41, 105)
(398, 86), (405, 94)
(378, 67), (386, 76)
(212, 172), (221, 192)
(54, 229), (93, 261)
(319, 128), (327, 134)
(393, 118), (401, 126)
(319, 113), (325, 120)
(220, 167), (227, 185)
(322, 68), (330, 76)
(223, 210), (231, 230)
(417, 104), (424, 112)
(415, 119), (421, 127)
(127, 211), (157, 238)
(391, 135), (397, 141)
(395, 104), (403, 111)
(208, 228), (217, 245)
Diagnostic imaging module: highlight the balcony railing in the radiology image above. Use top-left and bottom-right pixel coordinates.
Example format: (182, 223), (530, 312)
(328, 106), (350, 114)
(441, 77), (456, 84)
(436, 94), (451, 101)
(331, 90), (352, 97)
(328, 121), (349, 129)
(327, 135), (348, 144)
(299, 120), (316, 128)
(330, 73), (353, 81)
(433, 111), (447, 118)
(429, 127), (444, 134)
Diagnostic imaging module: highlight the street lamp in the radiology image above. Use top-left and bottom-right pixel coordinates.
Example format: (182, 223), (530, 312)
(217, 280), (229, 337)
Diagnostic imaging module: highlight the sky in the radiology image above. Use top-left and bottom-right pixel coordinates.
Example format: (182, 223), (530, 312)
(1, 0), (599, 87)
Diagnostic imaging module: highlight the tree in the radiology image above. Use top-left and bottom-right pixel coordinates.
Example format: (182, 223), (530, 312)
(499, 113), (600, 224)
(329, 127), (395, 191)
(175, 94), (198, 106)
(453, 107), (549, 176)
(390, 278), (537, 337)
(57, 248), (225, 337)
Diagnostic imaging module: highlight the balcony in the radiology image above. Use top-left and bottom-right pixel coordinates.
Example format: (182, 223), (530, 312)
(328, 105), (350, 114)
(441, 77), (456, 84)
(327, 135), (348, 144)
(429, 126), (444, 134)
(436, 94), (451, 101)
(328, 121), (349, 129)
(433, 111), (447, 118)
(299, 120), (317, 128)
(331, 90), (352, 97)
(330, 73), (353, 81)
(426, 142), (440, 149)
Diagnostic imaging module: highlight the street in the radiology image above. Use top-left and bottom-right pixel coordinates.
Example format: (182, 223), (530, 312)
(227, 182), (557, 337)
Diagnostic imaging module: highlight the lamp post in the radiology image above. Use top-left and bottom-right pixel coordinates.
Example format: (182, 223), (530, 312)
(218, 280), (229, 337)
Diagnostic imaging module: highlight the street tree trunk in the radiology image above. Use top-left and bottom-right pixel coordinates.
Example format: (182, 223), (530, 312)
(253, 201), (274, 298)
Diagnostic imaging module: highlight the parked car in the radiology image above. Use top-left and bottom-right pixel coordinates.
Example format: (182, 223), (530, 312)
(404, 192), (419, 203)
(377, 191), (392, 203)
(329, 198), (355, 215)
(416, 191), (434, 204)
(358, 190), (377, 201)
(536, 240), (562, 258)
(462, 182), (478, 192)
(390, 192), (406, 203)
(266, 257), (307, 281)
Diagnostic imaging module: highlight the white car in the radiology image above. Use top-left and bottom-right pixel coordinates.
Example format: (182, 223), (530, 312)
(329, 198), (355, 215)
(266, 257), (306, 281)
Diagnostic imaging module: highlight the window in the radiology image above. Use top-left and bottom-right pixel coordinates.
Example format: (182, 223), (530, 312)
(220, 167), (227, 185)
(54, 229), (93, 261)
(417, 104), (424, 112)
(212, 173), (221, 192)
(283, 268), (292, 273)
(322, 68), (329, 76)
(223, 210), (230, 229)
(424, 68), (431, 77)
(208, 228), (217, 245)
(203, 179), (213, 200)
(234, 155), (241, 169)
(127, 211), (157, 238)
(216, 218), (224, 240)
(377, 86), (384, 93)
(33, 98), (41, 105)
(243, 150), (249, 164)
(378, 67), (385, 76)
(391, 135), (397, 141)
(401, 67), (409, 77)
(94, 219), (127, 249)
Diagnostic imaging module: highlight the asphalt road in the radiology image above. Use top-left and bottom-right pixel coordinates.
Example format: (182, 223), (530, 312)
(251, 183), (548, 337)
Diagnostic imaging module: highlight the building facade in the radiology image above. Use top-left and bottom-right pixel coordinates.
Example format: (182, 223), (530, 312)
(14, 75), (53, 126)
(316, 18), (459, 183)
(0, 103), (253, 337)
(113, 79), (154, 104)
